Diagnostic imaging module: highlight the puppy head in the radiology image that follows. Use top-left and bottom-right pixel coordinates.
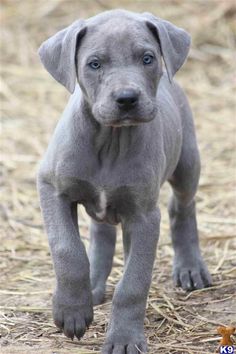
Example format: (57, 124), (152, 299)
(217, 326), (236, 336)
(39, 10), (190, 127)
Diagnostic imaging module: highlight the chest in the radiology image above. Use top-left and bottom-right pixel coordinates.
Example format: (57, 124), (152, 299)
(58, 177), (157, 224)
(51, 122), (164, 223)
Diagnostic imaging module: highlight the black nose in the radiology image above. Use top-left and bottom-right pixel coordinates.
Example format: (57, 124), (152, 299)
(115, 89), (139, 109)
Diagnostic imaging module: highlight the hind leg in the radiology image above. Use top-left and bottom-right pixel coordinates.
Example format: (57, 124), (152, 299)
(88, 220), (116, 305)
(168, 124), (212, 291)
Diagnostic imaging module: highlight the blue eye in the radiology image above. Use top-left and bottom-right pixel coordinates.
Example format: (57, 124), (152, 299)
(143, 54), (154, 65)
(88, 60), (101, 70)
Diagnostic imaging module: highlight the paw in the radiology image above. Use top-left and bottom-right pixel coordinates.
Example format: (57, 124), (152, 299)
(173, 255), (212, 291)
(102, 343), (147, 354)
(52, 289), (93, 340)
(102, 331), (147, 354)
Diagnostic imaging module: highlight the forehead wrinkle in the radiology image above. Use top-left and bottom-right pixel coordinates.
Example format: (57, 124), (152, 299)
(83, 30), (155, 54)
(79, 17), (160, 63)
(86, 16), (152, 43)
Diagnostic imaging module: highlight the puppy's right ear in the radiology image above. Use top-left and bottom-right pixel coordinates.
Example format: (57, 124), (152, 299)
(38, 20), (86, 94)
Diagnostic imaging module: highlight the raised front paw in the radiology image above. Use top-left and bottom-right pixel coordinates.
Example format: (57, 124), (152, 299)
(52, 289), (93, 340)
(102, 330), (147, 354)
(173, 254), (212, 291)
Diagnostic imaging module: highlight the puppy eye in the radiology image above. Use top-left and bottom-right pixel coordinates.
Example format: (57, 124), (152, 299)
(143, 54), (154, 65)
(88, 60), (101, 70)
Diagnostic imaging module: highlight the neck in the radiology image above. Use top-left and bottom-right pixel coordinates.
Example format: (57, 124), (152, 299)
(95, 125), (143, 164)
(80, 99), (146, 165)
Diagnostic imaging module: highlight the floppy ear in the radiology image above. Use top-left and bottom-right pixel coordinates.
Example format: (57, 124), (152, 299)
(38, 20), (86, 93)
(142, 13), (191, 83)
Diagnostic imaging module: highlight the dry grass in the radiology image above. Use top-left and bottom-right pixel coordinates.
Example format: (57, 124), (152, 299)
(1, 0), (236, 353)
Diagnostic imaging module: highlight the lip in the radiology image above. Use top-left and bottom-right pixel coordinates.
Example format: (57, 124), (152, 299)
(105, 120), (140, 127)
(104, 117), (154, 127)
(96, 104), (158, 127)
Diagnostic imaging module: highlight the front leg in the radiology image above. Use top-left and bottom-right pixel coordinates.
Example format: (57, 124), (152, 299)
(38, 179), (93, 340)
(169, 196), (212, 290)
(89, 221), (117, 306)
(102, 209), (160, 354)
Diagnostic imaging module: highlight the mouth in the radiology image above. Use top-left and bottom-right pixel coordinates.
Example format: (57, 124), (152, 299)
(95, 103), (158, 127)
(104, 118), (151, 127)
(103, 110), (157, 127)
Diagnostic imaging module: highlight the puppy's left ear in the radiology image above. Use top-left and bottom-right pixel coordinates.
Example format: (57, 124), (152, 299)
(142, 13), (191, 83)
(38, 20), (86, 93)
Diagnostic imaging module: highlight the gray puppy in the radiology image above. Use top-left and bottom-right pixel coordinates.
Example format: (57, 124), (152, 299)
(37, 9), (212, 354)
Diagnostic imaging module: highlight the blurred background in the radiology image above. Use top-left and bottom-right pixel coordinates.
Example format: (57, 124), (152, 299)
(1, 1), (236, 353)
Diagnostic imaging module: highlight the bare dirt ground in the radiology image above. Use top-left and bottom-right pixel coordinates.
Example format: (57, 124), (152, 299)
(1, 1), (236, 353)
